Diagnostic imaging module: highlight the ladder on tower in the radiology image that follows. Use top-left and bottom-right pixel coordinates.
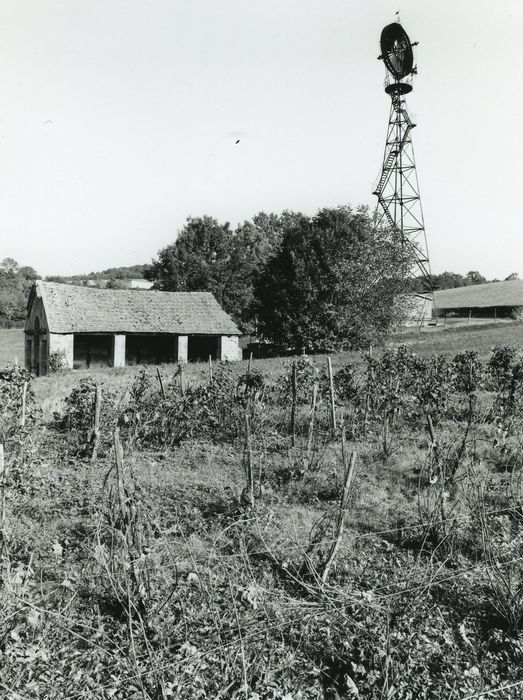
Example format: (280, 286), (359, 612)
(373, 99), (415, 197)
(372, 149), (398, 196)
(392, 92), (416, 134)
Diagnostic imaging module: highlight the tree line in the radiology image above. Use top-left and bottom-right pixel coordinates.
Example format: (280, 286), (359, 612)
(144, 207), (522, 351)
(2, 211), (519, 347)
(145, 206), (414, 351)
(428, 270), (519, 290)
(0, 258), (39, 328)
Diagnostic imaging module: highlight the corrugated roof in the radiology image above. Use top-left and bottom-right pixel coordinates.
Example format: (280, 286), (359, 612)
(434, 280), (523, 310)
(29, 281), (240, 335)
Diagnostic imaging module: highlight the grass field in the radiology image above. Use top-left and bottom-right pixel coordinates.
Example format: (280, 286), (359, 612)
(1, 321), (521, 379)
(398, 320), (523, 357)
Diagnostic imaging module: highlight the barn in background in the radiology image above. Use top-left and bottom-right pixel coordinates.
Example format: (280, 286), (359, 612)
(25, 281), (241, 375)
(433, 280), (523, 322)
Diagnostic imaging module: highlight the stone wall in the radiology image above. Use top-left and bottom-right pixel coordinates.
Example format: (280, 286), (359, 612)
(219, 335), (242, 361)
(49, 334), (74, 369)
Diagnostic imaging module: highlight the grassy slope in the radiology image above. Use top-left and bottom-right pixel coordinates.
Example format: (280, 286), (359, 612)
(398, 321), (523, 357)
(2, 321), (521, 375)
(0, 328), (24, 367)
(30, 321), (523, 413)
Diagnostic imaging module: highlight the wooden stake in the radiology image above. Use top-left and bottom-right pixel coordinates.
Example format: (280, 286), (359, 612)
(327, 357), (337, 434)
(20, 381), (28, 428)
(91, 384), (102, 462)
(0, 444), (5, 535)
(426, 413), (435, 440)
(321, 443), (357, 583)
(306, 382), (318, 467)
(383, 413), (389, 456)
(113, 428), (127, 520)
(248, 352), (253, 375)
(290, 361), (297, 447)
(208, 355), (213, 384)
(243, 413), (254, 508)
(156, 367), (166, 399)
(426, 413), (439, 462)
(178, 361), (185, 395)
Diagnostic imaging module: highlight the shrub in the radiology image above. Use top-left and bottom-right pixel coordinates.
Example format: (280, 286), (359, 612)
(411, 354), (456, 422)
(334, 363), (360, 404)
(488, 346), (523, 437)
(0, 365), (34, 442)
(278, 356), (326, 406)
(121, 363), (245, 448)
(58, 378), (118, 455)
(48, 349), (68, 373)
(453, 350), (484, 394)
(362, 345), (418, 423)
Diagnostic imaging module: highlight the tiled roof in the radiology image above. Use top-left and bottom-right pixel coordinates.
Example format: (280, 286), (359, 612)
(434, 280), (523, 310)
(29, 281), (240, 335)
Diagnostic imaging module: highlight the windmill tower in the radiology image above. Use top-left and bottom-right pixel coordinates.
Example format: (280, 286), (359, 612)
(374, 21), (432, 322)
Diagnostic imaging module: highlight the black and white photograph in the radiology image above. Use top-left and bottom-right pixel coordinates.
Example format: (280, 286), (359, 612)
(1, 1), (523, 698)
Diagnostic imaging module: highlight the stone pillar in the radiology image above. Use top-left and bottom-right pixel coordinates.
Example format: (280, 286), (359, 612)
(40, 335), (48, 375)
(177, 335), (188, 363)
(219, 335), (242, 361)
(113, 335), (126, 368)
(25, 335), (33, 371)
(49, 333), (74, 370)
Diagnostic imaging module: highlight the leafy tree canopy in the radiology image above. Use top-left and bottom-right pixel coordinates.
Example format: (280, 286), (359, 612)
(430, 271), (471, 290)
(146, 213), (290, 332)
(145, 216), (233, 300)
(0, 258), (41, 327)
(418, 270), (501, 291)
(466, 270), (487, 286)
(221, 211), (298, 333)
(255, 206), (414, 352)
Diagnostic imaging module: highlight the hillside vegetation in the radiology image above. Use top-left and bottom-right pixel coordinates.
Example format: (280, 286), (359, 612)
(0, 329), (25, 368)
(0, 258), (39, 328)
(1, 335), (523, 698)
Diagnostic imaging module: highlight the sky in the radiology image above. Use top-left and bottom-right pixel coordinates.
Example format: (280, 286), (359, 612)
(1, 0), (522, 278)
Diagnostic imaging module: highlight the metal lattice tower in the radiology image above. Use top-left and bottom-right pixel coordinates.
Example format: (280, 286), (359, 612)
(374, 22), (433, 312)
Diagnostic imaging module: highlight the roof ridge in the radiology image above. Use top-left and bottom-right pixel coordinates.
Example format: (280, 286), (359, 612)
(38, 281), (215, 297)
(32, 282), (240, 335)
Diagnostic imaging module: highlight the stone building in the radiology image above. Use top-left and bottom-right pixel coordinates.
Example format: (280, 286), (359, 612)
(25, 281), (241, 375)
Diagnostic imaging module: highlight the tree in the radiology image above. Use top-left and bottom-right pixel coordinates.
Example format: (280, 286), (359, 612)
(255, 206), (414, 352)
(18, 266), (39, 281)
(466, 270), (487, 286)
(45, 275), (68, 283)
(0, 258), (41, 327)
(146, 213), (290, 332)
(220, 211), (293, 332)
(430, 271), (468, 290)
(0, 258), (20, 277)
(505, 272), (519, 281)
(146, 216), (234, 307)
